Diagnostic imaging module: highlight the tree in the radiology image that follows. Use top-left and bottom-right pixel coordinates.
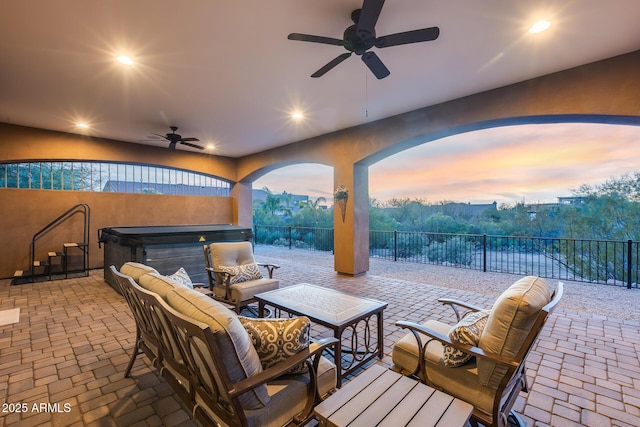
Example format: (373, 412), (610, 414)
(1, 161), (94, 190)
(570, 172), (640, 241)
(260, 187), (291, 219)
(384, 197), (433, 230)
(291, 197), (332, 228)
(369, 198), (400, 231)
(422, 212), (470, 234)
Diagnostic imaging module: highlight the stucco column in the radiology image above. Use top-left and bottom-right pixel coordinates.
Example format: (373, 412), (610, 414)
(334, 163), (369, 275)
(232, 182), (253, 227)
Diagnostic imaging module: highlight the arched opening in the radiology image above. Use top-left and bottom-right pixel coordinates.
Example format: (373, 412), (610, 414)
(369, 122), (640, 206)
(251, 163), (334, 251)
(243, 120), (640, 278)
(252, 163), (334, 206)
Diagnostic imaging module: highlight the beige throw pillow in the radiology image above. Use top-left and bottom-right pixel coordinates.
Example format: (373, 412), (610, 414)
(167, 267), (193, 289)
(444, 310), (490, 367)
(218, 263), (263, 284)
(239, 316), (310, 374)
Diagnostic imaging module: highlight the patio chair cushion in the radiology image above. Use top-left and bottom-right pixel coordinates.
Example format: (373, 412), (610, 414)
(167, 267), (194, 289)
(120, 262), (158, 281)
(239, 316), (311, 374)
(478, 276), (550, 388)
(210, 241), (256, 266)
(166, 286), (269, 410)
(138, 272), (183, 300)
(392, 319), (496, 416)
(392, 318), (447, 375)
(197, 355), (336, 427)
(219, 263), (263, 284)
(445, 310), (490, 367)
(215, 278), (280, 304)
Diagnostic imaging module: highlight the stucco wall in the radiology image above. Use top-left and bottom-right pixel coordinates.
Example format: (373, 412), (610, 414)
(0, 123), (238, 181)
(0, 189), (233, 279)
(0, 124), (237, 279)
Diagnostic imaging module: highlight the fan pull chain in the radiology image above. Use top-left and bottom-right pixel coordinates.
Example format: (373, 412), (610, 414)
(365, 68), (369, 119)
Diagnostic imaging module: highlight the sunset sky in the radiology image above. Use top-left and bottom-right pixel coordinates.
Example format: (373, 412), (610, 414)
(253, 123), (640, 206)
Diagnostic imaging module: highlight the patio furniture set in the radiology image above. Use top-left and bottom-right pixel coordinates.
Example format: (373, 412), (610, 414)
(111, 240), (563, 427)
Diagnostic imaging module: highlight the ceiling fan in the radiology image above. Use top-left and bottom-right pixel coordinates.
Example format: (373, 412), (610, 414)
(148, 126), (204, 150)
(287, 0), (440, 79)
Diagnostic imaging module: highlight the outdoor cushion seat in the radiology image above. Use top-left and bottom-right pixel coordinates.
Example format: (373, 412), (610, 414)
(112, 264), (337, 427)
(392, 276), (563, 427)
(120, 261), (158, 281)
(204, 241), (280, 314)
(167, 285), (270, 408)
(111, 266), (192, 402)
(138, 271), (184, 300)
(224, 278), (282, 306)
(165, 285), (337, 427)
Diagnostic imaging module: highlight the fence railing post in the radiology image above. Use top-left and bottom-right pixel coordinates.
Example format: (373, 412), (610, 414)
(394, 230), (398, 262)
(628, 239), (633, 289)
(483, 234), (487, 272)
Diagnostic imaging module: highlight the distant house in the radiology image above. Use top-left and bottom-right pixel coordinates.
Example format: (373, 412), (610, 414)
(424, 201), (498, 219)
(525, 196), (586, 219)
(557, 196), (587, 205)
(436, 201), (497, 217)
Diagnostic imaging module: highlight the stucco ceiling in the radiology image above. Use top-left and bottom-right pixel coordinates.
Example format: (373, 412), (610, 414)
(1, 1), (639, 158)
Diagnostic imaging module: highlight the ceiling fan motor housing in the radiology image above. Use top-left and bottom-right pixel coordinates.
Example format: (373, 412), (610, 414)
(344, 25), (376, 55)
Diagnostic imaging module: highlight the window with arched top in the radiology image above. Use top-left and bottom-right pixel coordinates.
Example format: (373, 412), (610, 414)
(0, 161), (230, 197)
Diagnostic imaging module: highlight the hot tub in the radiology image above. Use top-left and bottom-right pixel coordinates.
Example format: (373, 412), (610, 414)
(99, 224), (252, 290)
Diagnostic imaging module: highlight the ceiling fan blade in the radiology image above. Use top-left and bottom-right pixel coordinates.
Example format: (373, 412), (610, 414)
(375, 27), (440, 48)
(151, 133), (168, 140)
(311, 52), (352, 78)
(288, 33), (343, 46)
(361, 51), (390, 79)
(356, 0), (385, 36)
(180, 137), (200, 142)
(180, 142), (204, 150)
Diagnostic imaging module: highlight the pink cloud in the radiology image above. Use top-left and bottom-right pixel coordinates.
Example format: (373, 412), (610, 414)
(255, 123), (640, 205)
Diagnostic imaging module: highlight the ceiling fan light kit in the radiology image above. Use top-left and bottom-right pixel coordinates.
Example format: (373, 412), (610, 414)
(287, 0), (439, 79)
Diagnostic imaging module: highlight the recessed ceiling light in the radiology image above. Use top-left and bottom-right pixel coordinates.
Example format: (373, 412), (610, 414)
(529, 20), (551, 34)
(291, 111), (304, 120)
(116, 55), (134, 65)
(76, 122), (89, 129)
(206, 143), (215, 150)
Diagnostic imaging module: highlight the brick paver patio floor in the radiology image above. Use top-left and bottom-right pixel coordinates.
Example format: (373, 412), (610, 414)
(1, 248), (639, 426)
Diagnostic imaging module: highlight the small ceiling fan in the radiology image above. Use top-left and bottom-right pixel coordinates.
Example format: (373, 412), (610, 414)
(147, 126), (203, 150)
(287, 0), (440, 79)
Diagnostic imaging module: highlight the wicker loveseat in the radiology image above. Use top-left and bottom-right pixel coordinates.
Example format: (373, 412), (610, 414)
(111, 262), (338, 427)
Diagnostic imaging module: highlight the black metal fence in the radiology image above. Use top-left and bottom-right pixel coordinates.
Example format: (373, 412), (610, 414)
(254, 225), (334, 252)
(254, 225), (639, 288)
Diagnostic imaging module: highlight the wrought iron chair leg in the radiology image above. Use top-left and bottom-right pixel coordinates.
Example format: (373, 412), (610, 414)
(507, 411), (526, 427)
(124, 328), (141, 378)
(240, 304), (273, 318)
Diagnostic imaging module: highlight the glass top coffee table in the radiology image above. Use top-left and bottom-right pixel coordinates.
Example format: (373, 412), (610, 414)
(256, 283), (388, 386)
